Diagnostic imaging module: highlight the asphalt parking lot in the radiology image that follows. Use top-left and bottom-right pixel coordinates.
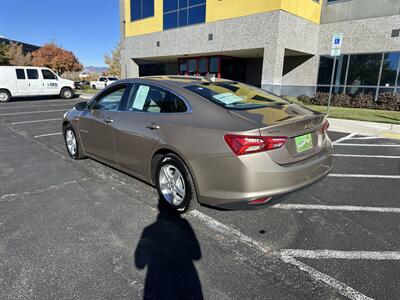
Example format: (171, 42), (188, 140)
(1, 97), (399, 300)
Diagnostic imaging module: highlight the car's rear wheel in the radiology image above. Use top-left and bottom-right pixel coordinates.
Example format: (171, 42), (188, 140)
(60, 87), (73, 99)
(92, 85), (96, 89)
(156, 154), (198, 213)
(0, 90), (11, 102)
(63, 124), (86, 159)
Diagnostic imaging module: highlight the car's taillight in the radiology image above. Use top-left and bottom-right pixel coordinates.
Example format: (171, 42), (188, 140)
(224, 134), (287, 155)
(321, 120), (329, 133)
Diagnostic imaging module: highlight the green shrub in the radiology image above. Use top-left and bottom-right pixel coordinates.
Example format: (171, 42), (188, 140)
(294, 92), (399, 111)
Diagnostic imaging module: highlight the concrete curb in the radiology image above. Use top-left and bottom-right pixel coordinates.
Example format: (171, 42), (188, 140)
(78, 94), (93, 100)
(328, 118), (400, 139)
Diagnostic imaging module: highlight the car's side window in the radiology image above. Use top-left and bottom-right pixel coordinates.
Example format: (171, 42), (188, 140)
(93, 86), (126, 111)
(99, 77), (107, 82)
(127, 84), (187, 113)
(41, 69), (57, 80)
(27, 69), (39, 80)
(15, 69), (25, 79)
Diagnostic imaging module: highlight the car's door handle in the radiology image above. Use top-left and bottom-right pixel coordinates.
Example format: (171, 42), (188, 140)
(103, 118), (113, 124)
(146, 123), (160, 130)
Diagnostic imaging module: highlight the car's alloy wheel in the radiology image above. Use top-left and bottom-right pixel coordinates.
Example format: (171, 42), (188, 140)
(156, 154), (197, 213)
(61, 88), (73, 99)
(63, 125), (85, 159)
(65, 129), (77, 156)
(159, 164), (186, 207)
(0, 90), (11, 102)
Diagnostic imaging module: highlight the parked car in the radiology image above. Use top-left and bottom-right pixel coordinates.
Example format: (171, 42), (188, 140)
(62, 76), (332, 212)
(90, 76), (119, 90)
(0, 66), (75, 102)
(74, 80), (90, 90)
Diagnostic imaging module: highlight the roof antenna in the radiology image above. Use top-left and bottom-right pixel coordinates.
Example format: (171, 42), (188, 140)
(204, 73), (216, 82)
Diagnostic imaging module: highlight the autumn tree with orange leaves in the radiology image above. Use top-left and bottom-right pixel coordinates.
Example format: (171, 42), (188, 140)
(32, 43), (83, 75)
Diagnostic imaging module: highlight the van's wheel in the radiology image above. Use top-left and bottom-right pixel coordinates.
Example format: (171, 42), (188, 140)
(92, 85), (96, 89)
(63, 124), (86, 159)
(60, 87), (74, 99)
(155, 154), (198, 213)
(0, 90), (11, 102)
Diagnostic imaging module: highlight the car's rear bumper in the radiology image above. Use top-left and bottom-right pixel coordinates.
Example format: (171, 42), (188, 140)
(193, 141), (332, 210)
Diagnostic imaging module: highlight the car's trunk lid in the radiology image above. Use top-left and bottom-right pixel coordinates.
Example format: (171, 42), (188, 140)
(229, 103), (326, 164)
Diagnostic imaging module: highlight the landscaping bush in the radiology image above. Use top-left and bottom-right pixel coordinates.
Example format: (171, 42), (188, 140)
(294, 92), (400, 111)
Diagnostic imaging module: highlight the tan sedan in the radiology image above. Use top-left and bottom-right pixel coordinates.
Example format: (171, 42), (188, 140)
(63, 76), (332, 212)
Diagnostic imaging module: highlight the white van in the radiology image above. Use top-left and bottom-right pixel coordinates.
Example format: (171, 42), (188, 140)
(0, 66), (75, 102)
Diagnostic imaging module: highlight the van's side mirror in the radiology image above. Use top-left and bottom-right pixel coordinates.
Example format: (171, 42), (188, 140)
(75, 101), (88, 111)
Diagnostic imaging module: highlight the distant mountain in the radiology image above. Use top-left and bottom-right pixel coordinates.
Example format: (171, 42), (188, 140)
(83, 66), (109, 73)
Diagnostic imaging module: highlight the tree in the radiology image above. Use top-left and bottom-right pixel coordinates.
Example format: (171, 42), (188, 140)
(104, 42), (121, 77)
(5, 42), (32, 66)
(0, 43), (10, 65)
(32, 42), (83, 75)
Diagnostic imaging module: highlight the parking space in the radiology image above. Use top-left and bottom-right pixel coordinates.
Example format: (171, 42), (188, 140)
(1, 97), (399, 299)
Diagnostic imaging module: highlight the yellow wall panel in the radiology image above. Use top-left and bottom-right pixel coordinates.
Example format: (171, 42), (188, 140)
(280, 0), (321, 24)
(206, 0), (281, 22)
(125, 0), (163, 36)
(124, 0), (321, 37)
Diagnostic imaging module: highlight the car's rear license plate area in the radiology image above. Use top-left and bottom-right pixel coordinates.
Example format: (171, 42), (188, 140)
(295, 133), (313, 153)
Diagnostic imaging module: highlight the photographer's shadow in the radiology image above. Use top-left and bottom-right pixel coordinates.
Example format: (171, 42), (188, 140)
(134, 200), (203, 300)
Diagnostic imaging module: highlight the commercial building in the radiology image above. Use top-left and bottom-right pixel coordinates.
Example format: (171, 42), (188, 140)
(0, 37), (40, 54)
(119, 0), (400, 98)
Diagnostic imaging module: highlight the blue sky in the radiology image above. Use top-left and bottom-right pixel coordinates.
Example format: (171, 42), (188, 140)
(0, 0), (120, 67)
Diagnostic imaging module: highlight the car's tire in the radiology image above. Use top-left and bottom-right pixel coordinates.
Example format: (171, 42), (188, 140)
(155, 153), (198, 213)
(92, 85), (96, 89)
(63, 124), (86, 159)
(0, 90), (11, 103)
(60, 87), (74, 99)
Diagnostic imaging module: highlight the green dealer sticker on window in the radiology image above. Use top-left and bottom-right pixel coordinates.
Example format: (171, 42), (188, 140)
(295, 133), (313, 153)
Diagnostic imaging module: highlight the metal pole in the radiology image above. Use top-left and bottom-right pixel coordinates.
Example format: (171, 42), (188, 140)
(327, 56), (337, 115)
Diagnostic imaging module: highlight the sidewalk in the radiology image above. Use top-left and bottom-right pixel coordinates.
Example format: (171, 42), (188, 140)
(328, 118), (400, 139)
(78, 93), (93, 100)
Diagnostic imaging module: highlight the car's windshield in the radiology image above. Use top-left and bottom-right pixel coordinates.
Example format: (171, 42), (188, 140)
(184, 82), (287, 110)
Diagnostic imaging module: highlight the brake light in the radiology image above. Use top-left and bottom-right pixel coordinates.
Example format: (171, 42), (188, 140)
(224, 134), (287, 155)
(321, 120), (329, 133)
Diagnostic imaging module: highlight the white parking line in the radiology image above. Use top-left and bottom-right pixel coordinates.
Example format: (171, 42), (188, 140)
(281, 255), (372, 300)
(0, 103), (74, 110)
(34, 132), (62, 138)
(328, 173), (400, 179)
(0, 109), (67, 116)
(281, 249), (400, 260)
(332, 154), (400, 159)
(272, 204), (400, 213)
(334, 143), (400, 147)
(10, 118), (62, 125)
(190, 210), (371, 300)
(332, 133), (357, 144)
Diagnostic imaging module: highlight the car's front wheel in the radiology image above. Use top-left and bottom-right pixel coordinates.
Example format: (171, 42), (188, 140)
(63, 124), (86, 159)
(60, 87), (74, 99)
(156, 154), (198, 213)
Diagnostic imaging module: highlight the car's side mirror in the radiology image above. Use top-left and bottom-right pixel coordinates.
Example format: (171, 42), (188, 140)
(75, 101), (88, 111)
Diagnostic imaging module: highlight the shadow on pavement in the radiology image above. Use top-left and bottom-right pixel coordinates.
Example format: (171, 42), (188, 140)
(134, 200), (203, 300)
(4, 94), (80, 103)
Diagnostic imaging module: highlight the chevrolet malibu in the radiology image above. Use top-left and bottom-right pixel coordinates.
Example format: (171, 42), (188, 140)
(63, 76), (332, 212)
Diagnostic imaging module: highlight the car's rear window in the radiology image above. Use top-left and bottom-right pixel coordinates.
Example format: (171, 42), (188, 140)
(184, 82), (287, 110)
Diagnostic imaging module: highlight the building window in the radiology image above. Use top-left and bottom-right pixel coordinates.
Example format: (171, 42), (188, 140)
(131, 0), (154, 21)
(346, 53), (382, 86)
(316, 51), (400, 99)
(163, 0), (206, 30)
(380, 52), (399, 87)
